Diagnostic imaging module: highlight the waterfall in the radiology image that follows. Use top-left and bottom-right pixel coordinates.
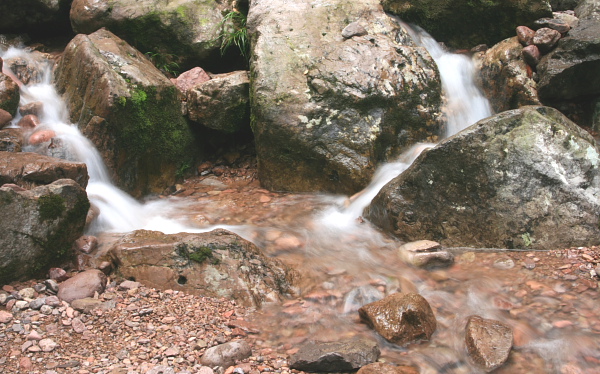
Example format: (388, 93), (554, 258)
(320, 23), (493, 225)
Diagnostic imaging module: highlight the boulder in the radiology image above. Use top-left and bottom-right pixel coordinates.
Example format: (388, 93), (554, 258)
(0, 179), (90, 284)
(57, 269), (107, 303)
(107, 229), (295, 307)
(537, 18), (600, 102)
(69, 0), (228, 70)
(54, 29), (196, 197)
(289, 338), (380, 372)
(248, 0), (442, 194)
(382, 0), (552, 50)
(0, 0), (72, 35)
(366, 106), (600, 249)
(475, 37), (541, 113)
(172, 67), (211, 96)
(0, 73), (19, 115)
(0, 128), (23, 152)
(200, 340), (252, 368)
(358, 293), (437, 346)
(0, 151), (89, 189)
(187, 70), (250, 133)
(576, 0), (600, 19)
(465, 315), (513, 372)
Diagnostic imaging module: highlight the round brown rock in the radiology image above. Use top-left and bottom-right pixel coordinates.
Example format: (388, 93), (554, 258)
(358, 293), (436, 346)
(465, 315), (513, 372)
(533, 27), (562, 52)
(522, 44), (542, 66)
(516, 26), (535, 46)
(17, 114), (39, 129)
(57, 269), (107, 303)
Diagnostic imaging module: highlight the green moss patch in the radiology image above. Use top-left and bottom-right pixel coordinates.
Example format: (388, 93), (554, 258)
(38, 194), (66, 221)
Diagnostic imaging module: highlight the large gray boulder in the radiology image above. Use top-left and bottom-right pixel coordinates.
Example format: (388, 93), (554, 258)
(186, 71), (250, 133)
(248, 0), (442, 194)
(475, 37), (541, 113)
(366, 106), (600, 250)
(0, 151), (89, 189)
(0, 179), (90, 284)
(106, 229), (295, 307)
(382, 0), (552, 50)
(69, 0), (230, 70)
(54, 29), (196, 197)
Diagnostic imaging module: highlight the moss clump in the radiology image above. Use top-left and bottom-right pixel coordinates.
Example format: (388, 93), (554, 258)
(189, 246), (213, 263)
(38, 194), (66, 221)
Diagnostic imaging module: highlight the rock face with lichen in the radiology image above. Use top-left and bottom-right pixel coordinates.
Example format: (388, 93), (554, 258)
(105, 229), (296, 307)
(0, 179), (90, 284)
(366, 106), (600, 250)
(382, 0), (552, 49)
(248, 0), (442, 194)
(54, 28), (196, 197)
(69, 0), (232, 70)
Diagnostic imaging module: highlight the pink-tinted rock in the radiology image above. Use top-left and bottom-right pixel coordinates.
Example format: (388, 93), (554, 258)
(465, 315), (513, 372)
(522, 44), (542, 66)
(0, 310), (13, 323)
(19, 102), (44, 117)
(57, 269), (107, 303)
(1, 183), (25, 191)
(0, 108), (12, 128)
(533, 28), (562, 52)
(516, 26), (535, 46)
(172, 67), (211, 95)
(48, 268), (69, 282)
(28, 129), (56, 144)
(74, 235), (98, 254)
(534, 17), (571, 34)
(17, 114), (39, 129)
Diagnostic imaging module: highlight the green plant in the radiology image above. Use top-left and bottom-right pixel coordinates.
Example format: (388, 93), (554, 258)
(217, 10), (249, 61)
(145, 51), (180, 77)
(521, 232), (533, 247)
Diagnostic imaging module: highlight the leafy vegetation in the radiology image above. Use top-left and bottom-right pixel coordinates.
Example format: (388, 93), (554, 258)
(144, 51), (180, 77)
(217, 10), (249, 62)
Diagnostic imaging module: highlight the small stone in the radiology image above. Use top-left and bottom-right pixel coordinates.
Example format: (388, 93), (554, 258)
(465, 315), (513, 372)
(45, 295), (61, 307)
(27, 330), (43, 340)
(118, 280), (141, 291)
(74, 235), (98, 254)
(72, 318), (86, 333)
(534, 18), (570, 34)
(401, 250), (454, 269)
(342, 22), (368, 39)
(533, 28), (561, 53)
(39, 338), (58, 352)
(19, 356), (33, 371)
(18, 287), (35, 299)
(17, 114), (40, 129)
(44, 279), (59, 293)
(493, 258), (515, 270)
(201, 340), (252, 368)
(398, 240), (441, 253)
(516, 26), (535, 46)
(165, 347), (180, 357)
(522, 44), (541, 66)
(33, 283), (46, 293)
(29, 297), (46, 310)
(48, 268), (69, 282)
(0, 310), (13, 323)
(14, 300), (29, 310)
(40, 305), (53, 315)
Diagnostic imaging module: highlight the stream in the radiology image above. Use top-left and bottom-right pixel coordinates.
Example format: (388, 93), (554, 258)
(2, 24), (599, 373)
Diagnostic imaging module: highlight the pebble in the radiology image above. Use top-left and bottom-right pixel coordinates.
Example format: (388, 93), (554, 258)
(0, 310), (13, 323)
(18, 287), (36, 299)
(39, 338), (58, 352)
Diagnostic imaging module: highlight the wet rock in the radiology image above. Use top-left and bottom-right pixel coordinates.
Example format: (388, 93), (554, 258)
(74, 235), (98, 254)
(171, 67), (211, 96)
(475, 37), (540, 113)
(0, 108), (12, 128)
(289, 338), (380, 372)
(465, 315), (513, 372)
(0, 179), (90, 284)
(19, 101), (44, 117)
(200, 340), (252, 368)
(534, 18), (571, 34)
(3, 52), (48, 85)
(357, 362), (419, 374)
(367, 106), (600, 250)
(249, 0), (442, 194)
(54, 28), (196, 197)
(358, 293), (437, 346)
(69, 0), (227, 70)
(0, 151), (89, 189)
(523, 44), (542, 66)
(399, 240), (441, 252)
(0, 128), (23, 152)
(533, 27), (562, 52)
(0, 72), (20, 115)
(187, 71), (250, 133)
(401, 250), (455, 269)
(28, 129), (56, 145)
(342, 22), (368, 39)
(109, 229), (294, 307)
(516, 26), (536, 46)
(57, 269), (107, 303)
(383, 0), (552, 49)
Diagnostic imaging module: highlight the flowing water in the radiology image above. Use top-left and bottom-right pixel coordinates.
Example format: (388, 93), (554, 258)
(2, 29), (599, 373)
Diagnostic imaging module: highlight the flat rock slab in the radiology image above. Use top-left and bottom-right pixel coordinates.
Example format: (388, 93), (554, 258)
(290, 338), (380, 372)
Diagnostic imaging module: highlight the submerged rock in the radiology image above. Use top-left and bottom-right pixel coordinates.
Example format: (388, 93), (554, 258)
(357, 362), (419, 374)
(0, 151), (89, 189)
(248, 0), (442, 194)
(290, 338), (380, 372)
(107, 229), (295, 307)
(366, 106), (600, 249)
(0, 128), (23, 152)
(54, 29), (196, 197)
(0, 179), (90, 284)
(382, 0), (552, 49)
(465, 315), (513, 372)
(187, 71), (250, 133)
(358, 293), (437, 346)
(475, 37), (540, 113)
